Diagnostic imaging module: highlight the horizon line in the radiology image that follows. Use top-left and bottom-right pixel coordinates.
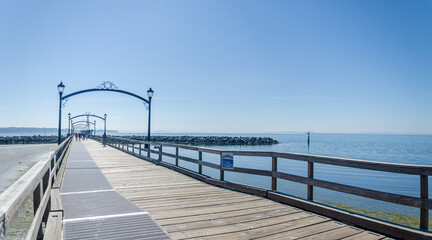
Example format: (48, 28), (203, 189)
(1, 127), (431, 136)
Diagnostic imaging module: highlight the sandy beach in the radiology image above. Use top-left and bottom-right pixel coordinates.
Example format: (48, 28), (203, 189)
(0, 144), (56, 193)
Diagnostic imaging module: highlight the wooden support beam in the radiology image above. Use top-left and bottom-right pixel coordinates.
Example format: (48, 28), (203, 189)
(33, 183), (41, 216)
(420, 175), (429, 230)
(307, 162), (314, 201)
(219, 153), (224, 181)
(175, 147), (179, 166)
(158, 145), (163, 162)
(28, 187), (51, 240)
(272, 157), (277, 191)
(198, 151), (203, 174)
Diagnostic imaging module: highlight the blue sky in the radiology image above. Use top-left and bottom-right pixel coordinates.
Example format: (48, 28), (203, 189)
(0, 0), (431, 134)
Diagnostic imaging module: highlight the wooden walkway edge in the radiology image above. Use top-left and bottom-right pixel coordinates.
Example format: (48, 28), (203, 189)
(82, 139), (390, 240)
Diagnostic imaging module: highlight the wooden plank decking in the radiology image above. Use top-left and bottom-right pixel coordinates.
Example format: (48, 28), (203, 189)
(82, 139), (388, 239)
(60, 141), (171, 240)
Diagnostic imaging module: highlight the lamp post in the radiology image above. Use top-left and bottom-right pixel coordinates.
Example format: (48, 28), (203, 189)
(104, 113), (107, 135)
(68, 113), (71, 136)
(87, 114), (90, 134)
(103, 113), (107, 146)
(57, 82), (65, 145)
(147, 88), (154, 142)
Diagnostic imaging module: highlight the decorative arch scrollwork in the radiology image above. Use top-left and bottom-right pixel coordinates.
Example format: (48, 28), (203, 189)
(97, 81), (119, 90)
(61, 98), (69, 108)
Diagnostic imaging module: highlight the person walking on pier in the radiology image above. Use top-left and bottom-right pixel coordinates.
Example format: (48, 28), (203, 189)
(75, 133), (78, 141)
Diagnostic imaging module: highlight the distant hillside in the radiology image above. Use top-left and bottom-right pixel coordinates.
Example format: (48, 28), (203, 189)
(0, 127), (59, 134)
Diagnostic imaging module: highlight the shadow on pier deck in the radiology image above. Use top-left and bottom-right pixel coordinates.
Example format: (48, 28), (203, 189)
(59, 140), (389, 240)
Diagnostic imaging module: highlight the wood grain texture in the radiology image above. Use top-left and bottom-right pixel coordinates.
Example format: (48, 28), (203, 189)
(43, 212), (63, 240)
(83, 139), (387, 240)
(0, 137), (72, 236)
(50, 188), (63, 212)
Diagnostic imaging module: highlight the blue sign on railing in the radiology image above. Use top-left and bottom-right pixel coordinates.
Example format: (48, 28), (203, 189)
(222, 153), (234, 169)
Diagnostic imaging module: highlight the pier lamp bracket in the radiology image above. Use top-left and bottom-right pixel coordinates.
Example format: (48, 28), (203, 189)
(61, 98), (69, 108)
(143, 102), (149, 110)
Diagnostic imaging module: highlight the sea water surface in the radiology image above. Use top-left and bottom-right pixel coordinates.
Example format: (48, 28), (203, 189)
(137, 133), (432, 219)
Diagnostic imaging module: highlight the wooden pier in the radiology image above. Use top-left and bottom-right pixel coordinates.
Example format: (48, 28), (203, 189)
(2, 136), (432, 239)
(67, 140), (388, 240)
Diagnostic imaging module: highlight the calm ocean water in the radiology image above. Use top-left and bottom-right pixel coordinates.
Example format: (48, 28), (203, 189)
(141, 133), (432, 218)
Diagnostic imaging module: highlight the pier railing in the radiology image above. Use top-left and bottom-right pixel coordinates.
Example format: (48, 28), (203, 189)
(95, 136), (431, 239)
(0, 136), (73, 240)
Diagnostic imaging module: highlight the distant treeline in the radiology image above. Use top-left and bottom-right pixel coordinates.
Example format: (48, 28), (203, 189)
(0, 127), (59, 134)
(0, 136), (58, 144)
(0, 127), (119, 136)
(123, 135), (279, 146)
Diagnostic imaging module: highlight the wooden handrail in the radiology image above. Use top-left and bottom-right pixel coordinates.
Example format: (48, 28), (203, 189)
(97, 135), (431, 231)
(0, 136), (73, 239)
(104, 136), (432, 174)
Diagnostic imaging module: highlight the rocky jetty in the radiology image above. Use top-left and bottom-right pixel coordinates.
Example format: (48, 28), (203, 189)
(0, 136), (58, 144)
(0, 135), (279, 146)
(123, 135), (279, 146)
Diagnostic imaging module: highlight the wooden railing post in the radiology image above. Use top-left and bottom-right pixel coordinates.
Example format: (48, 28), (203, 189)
(139, 143), (141, 155)
(147, 143), (150, 158)
(272, 157), (277, 191)
(198, 151), (203, 174)
(158, 145), (163, 162)
(132, 143), (134, 153)
(420, 175), (429, 230)
(33, 182), (43, 239)
(220, 153), (224, 181)
(33, 183), (41, 215)
(127, 143), (129, 152)
(51, 156), (57, 180)
(175, 147), (179, 166)
(42, 170), (50, 223)
(307, 161), (314, 200)
(50, 157), (55, 172)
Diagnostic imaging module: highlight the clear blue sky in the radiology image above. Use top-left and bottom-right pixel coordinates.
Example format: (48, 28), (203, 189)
(0, 0), (431, 134)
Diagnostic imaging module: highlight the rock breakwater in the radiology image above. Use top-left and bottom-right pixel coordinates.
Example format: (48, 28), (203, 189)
(0, 136), (58, 144)
(124, 135), (279, 146)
